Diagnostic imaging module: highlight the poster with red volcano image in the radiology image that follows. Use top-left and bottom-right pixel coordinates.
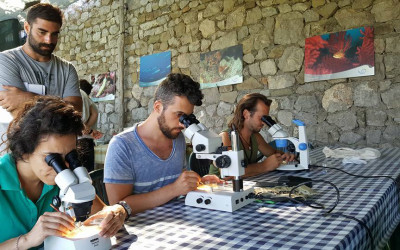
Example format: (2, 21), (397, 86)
(305, 27), (374, 82)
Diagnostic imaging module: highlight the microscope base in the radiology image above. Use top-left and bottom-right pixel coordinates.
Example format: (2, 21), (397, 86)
(44, 234), (111, 250)
(185, 182), (255, 212)
(277, 163), (308, 171)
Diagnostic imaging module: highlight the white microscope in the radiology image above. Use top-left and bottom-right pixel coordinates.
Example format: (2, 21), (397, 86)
(180, 114), (255, 212)
(261, 116), (310, 171)
(44, 150), (111, 250)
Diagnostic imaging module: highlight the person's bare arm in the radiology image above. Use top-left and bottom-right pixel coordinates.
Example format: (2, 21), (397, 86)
(106, 171), (201, 214)
(255, 133), (277, 157)
(63, 96), (82, 113)
(0, 86), (36, 116)
(241, 155), (283, 178)
(90, 195), (106, 213)
(0, 235), (27, 250)
(86, 104), (98, 128)
(0, 212), (74, 250)
(106, 183), (178, 215)
(0, 87), (83, 116)
(83, 104), (98, 134)
(83, 195), (126, 238)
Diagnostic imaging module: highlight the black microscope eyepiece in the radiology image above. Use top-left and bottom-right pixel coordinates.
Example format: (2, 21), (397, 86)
(261, 115), (276, 127)
(65, 149), (82, 171)
(179, 113), (199, 128)
(45, 153), (67, 174)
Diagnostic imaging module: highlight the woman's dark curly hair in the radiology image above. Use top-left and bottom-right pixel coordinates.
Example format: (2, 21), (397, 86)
(4, 96), (83, 161)
(228, 93), (272, 131)
(154, 73), (204, 110)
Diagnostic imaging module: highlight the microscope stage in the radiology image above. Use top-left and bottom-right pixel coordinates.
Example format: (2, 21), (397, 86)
(185, 181), (256, 212)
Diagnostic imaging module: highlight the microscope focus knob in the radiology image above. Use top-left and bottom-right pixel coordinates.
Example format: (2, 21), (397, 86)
(215, 155), (231, 168)
(204, 199), (211, 205)
(195, 144), (206, 152)
(52, 196), (61, 208)
(299, 143), (307, 150)
(287, 143), (296, 153)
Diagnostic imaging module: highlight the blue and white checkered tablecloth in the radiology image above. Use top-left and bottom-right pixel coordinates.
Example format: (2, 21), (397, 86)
(112, 147), (400, 250)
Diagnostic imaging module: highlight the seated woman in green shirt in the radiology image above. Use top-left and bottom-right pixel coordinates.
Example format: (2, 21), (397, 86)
(0, 96), (127, 249)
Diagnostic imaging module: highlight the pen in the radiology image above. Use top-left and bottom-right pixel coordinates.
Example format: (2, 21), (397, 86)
(51, 204), (83, 231)
(50, 204), (81, 232)
(50, 203), (60, 212)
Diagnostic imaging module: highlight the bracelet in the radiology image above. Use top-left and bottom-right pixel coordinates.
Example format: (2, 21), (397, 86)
(16, 235), (22, 250)
(117, 201), (132, 221)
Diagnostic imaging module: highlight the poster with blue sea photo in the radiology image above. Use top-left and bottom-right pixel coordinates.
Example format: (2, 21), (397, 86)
(139, 51), (171, 87)
(199, 44), (243, 89)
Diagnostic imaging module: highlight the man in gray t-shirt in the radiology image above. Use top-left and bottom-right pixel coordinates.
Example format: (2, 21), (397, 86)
(0, 47), (80, 100)
(0, 3), (82, 154)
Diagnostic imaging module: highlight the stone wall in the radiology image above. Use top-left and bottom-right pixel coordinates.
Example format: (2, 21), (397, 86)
(56, 0), (400, 147)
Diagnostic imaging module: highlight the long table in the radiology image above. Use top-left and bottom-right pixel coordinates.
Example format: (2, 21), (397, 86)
(112, 147), (400, 249)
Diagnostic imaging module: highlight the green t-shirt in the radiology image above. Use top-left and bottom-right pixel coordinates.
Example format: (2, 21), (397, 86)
(209, 131), (259, 177)
(0, 153), (59, 249)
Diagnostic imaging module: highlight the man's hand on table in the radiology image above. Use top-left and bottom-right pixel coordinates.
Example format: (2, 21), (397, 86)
(84, 204), (126, 238)
(0, 85), (35, 115)
(200, 174), (225, 184)
(261, 153), (283, 171)
(281, 152), (296, 162)
(172, 171), (225, 196)
(172, 171), (201, 196)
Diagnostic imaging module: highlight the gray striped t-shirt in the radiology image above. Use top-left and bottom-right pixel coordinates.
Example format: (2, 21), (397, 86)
(104, 123), (186, 194)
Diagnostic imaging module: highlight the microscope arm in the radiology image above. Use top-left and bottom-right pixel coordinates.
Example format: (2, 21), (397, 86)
(180, 114), (246, 185)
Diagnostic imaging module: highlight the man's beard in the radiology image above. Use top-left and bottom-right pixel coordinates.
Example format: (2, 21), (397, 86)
(249, 119), (262, 133)
(28, 31), (56, 57)
(157, 111), (181, 139)
(253, 125), (262, 133)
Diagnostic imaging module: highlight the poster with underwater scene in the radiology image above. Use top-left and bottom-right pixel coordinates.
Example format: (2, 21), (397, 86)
(139, 51), (171, 87)
(199, 44), (243, 89)
(305, 27), (374, 82)
(89, 71), (116, 102)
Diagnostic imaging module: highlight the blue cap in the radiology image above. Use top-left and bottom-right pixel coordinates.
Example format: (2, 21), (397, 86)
(292, 120), (305, 126)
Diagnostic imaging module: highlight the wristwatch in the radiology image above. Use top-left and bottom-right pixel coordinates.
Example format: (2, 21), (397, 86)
(117, 201), (132, 220)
